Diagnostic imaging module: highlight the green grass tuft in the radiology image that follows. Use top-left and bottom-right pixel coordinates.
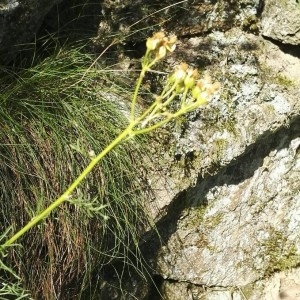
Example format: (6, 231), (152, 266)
(0, 46), (152, 299)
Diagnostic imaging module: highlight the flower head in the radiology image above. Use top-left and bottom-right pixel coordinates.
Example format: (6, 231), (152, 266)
(192, 75), (220, 104)
(172, 63), (188, 83)
(146, 32), (177, 60)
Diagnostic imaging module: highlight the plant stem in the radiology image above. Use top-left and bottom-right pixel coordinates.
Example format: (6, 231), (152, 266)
(130, 69), (146, 121)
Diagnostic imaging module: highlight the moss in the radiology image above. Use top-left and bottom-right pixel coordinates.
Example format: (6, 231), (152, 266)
(263, 230), (300, 277)
(181, 205), (208, 229)
(259, 62), (295, 89)
(242, 15), (259, 33)
(205, 212), (223, 229)
(274, 74), (295, 88)
(263, 103), (276, 116)
(212, 138), (229, 161)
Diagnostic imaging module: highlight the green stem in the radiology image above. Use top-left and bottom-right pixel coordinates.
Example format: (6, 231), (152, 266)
(180, 87), (189, 106)
(132, 115), (173, 135)
(132, 108), (184, 136)
(4, 124), (134, 247)
(160, 81), (177, 100)
(130, 70), (145, 121)
(161, 91), (177, 108)
(130, 51), (151, 121)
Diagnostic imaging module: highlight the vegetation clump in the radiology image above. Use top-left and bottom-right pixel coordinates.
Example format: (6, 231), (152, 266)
(0, 32), (219, 298)
(0, 47), (150, 299)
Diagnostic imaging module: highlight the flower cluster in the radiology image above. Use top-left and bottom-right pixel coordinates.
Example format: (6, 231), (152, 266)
(171, 63), (220, 106)
(146, 31), (177, 60)
(135, 32), (220, 131)
(192, 74), (220, 104)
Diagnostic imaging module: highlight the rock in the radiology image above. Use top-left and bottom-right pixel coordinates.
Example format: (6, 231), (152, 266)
(261, 38), (300, 85)
(249, 268), (300, 299)
(92, 1), (300, 298)
(261, 0), (300, 45)
(156, 125), (300, 287)
(95, 0), (261, 48)
(147, 27), (300, 218)
(160, 268), (300, 299)
(0, 0), (62, 64)
(145, 27), (300, 300)
(160, 280), (238, 300)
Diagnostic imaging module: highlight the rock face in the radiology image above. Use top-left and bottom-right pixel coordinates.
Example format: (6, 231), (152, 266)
(109, 1), (299, 299)
(146, 27), (300, 298)
(156, 117), (300, 293)
(0, 0), (62, 63)
(96, 0), (261, 47)
(261, 0), (300, 45)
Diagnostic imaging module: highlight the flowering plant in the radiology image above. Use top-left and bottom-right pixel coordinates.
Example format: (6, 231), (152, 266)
(2, 32), (219, 248)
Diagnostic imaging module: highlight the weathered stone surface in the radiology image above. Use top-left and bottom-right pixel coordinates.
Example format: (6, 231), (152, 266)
(156, 125), (300, 285)
(261, 0), (300, 45)
(93, 1), (300, 298)
(96, 0), (261, 48)
(146, 27), (300, 300)
(147, 28), (300, 220)
(0, 0), (62, 64)
(257, 268), (300, 300)
(261, 38), (300, 85)
(160, 280), (242, 300)
(160, 268), (300, 299)
(92, 1), (300, 298)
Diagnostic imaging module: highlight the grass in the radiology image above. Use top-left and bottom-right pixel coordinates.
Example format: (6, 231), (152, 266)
(0, 44), (153, 299)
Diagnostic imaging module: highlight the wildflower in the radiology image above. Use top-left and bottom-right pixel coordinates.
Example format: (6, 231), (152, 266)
(164, 35), (177, 52)
(156, 45), (167, 59)
(171, 63), (188, 83)
(146, 32), (177, 59)
(184, 68), (199, 89)
(207, 82), (221, 96)
(192, 85), (201, 99)
(146, 32), (165, 50)
(192, 76), (220, 104)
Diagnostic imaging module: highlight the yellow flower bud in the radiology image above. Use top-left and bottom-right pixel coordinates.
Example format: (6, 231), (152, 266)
(153, 31), (165, 40)
(191, 69), (199, 79)
(172, 63), (189, 83)
(184, 76), (195, 89)
(166, 35), (177, 52)
(176, 83), (185, 94)
(180, 63), (189, 71)
(197, 93), (209, 105)
(192, 85), (201, 99)
(169, 35), (177, 43)
(173, 68), (186, 82)
(168, 43), (176, 52)
(156, 46), (167, 59)
(146, 37), (159, 50)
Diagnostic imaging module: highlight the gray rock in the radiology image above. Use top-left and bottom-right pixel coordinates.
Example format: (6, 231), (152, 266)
(261, 0), (300, 45)
(156, 132), (300, 285)
(0, 0), (62, 64)
(95, 0), (261, 47)
(145, 27), (300, 299)
(90, 1), (300, 298)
